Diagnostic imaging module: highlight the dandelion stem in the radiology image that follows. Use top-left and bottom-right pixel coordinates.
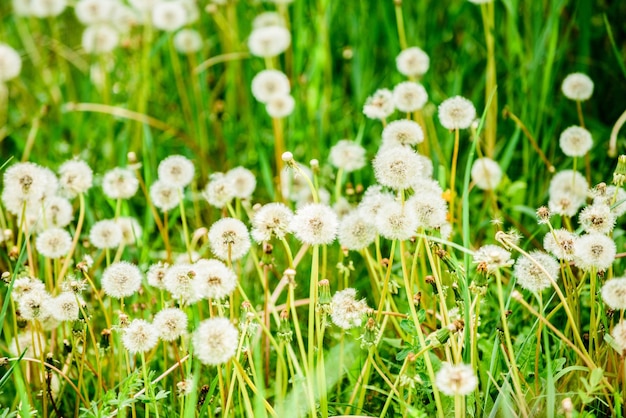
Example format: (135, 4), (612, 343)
(503, 107), (555, 173)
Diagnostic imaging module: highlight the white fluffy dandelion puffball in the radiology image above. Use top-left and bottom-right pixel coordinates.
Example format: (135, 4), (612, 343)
(561, 72), (594, 101)
(192, 317), (239, 366)
(438, 96), (476, 130)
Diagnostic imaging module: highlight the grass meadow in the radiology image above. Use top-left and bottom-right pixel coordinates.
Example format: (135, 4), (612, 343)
(1, 0), (626, 416)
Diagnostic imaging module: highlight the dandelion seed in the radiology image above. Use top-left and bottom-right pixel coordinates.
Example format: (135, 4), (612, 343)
(473, 244), (513, 274)
(471, 158), (502, 191)
(58, 159), (93, 198)
(396, 47), (429, 78)
(102, 167), (139, 200)
(50, 292), (81, 322)
(329, 140), (367, 172)
(543, 229), (577, 261)
(193, 317), (239, 366)
(289, 203), (338, 245)
(89, 219), (123, 249)
(559, 126), (593, 157)
(330, 288), (369, 329)
(248, 25), (291, 58)
(579, 203), (615, 234)
(513, 251), (559, 292)
(150, 179), (182, 212)
(338, 210), (376, 251)
(251, 202), (293, 242)
(265, 94), (295, 118)
(382, 120), (424, 148)
(146, 262), (169, 289)
(36, 228), (72, 258)
(101, 261), (143, 299)
(152, 0), (187, 31)
(116, 217), (143, 246)
(251, 69), (290, 103)
(208, 218), (251, 261)
(601, 277), (626, 311)
(173, 28), (203, 54)
(438, 96), (476, 130)
(82, 24), (119, 54)
(393, 81), (428, 113)
(435, 363), (478, 396)
(153, 307), (188, 341)
(195, 259), (237, 300)
(122, 319), (159, 354)
(562, 72), (594, 101)
(226, 167), (256, 199)
(373, 145), (424, 190)
(573, 233), (616, 272)
(0, 43), (22, 82)
(363, 88), (394, 120)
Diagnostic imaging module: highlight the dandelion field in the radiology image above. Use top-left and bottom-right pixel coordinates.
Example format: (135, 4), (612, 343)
(1, 0), (626, 417)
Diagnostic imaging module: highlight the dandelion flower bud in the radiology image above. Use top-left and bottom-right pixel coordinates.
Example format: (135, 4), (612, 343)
(473, 244), (513, 274)
(407, 190), (448, 230)
(150, 179), (181, 212)
(102, 167), (139, 200)
(89, 219), (123, 249)
(543, 229), (577, 261)
(2, 162), (47, 215)
(153, 307), (188, 341)
(438, 96), (476, 130)
(193, 317), (239, 365)
(573, 233), (616, 272)
(338, 210), (376, 251)
(513, 251), (559, 292)
(375, 200), (418, 241)
(116, 217), (142, 246)
(601, 277), (626, 311)
(471, 157), (502, 191)
(158, 155), (195, 188)
(330, 288), (369, 329)
(101, 261), (143, 299)
(252, 11), (286, 29)
(373, 145), (424, 190)
(203, 173), (235, 209)
(163, 263), (204, 304)
(561, 72), (593, 101)
(363, 88), (394, 120)
(75, 0), (118, 25)
(36, 228), (72, 258)
(152, 0), (187, 31)
(329, 140), (366, 172)
(50, 292), (81, 321)
(173, 28), (203, 54)
(579, 203), (615, 234)
(42, 196), (74, 228)
(0, 44), (22, 82)
(290, 203), (338, 245)
(251, 69), (290, 103)
(435, 363), (478, 396)
(29, 0), (67, 17)
(559, 126), (593, 157)
(146, 262), (169, 289)
(122, 319), (159, 354)
(195, 259), (237, 300)
(611, 320), (626, 354)
(59, 159), (93, 198)
(225, 167), (256, 199)
(82, 25), (119, 54)
(382, 120), (424, 147)
(266, 94), (295, 118)
(393, 81), (428, 113)
(396, 47), (429, 78)
(248, 25), (291, 58)
(208, 218), (251, 261)
(251, 202), (293, 242)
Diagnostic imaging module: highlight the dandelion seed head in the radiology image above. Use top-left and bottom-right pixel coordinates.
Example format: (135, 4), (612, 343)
(601, 277), (626, 311)
(203, 173), (235, 209)
(116, 216), (143, 246)
(611, 320), (626, 353)
(226, 167), (256, 199)
(152, 0), (187, 31)
(2, 162), (47, 215)
(102, 167), (139, 200)
(574, 233), (616, 272)
(513, 251), (559, 292)
(562, 72), (594, 101)
(11, 277), (46, 303)
(50, 292), (81, 322)
(42, 196), (74, 229)
(329, 140), (367, 172)
(163, 263), (205, 304)
(122, 319), (159, 354)
(101, 261), (143, 299)
(195, 258), (237, 300)
(0, 43), (22, 82)
(363, 89), (394, 120)
(435, 363), (478, 396)
(89, 219), (123, 249)
(357, 185), (396, 219)
(373, 145), (424, 190)
(18, 289), (52, 321)
(393, 81), (428, 113)
(438, 96), (476, 130)
(10, 331), (46, 358)
(375, 199), (418, 241)
(59, 159), (93, 198)
(29, 0), (67, 17)
(147, 262), (169, 289)
(252, 11), (285, 29)
(289, 203), (338, 245)
(473, 244), (513, 274)
(153, 307), (188, 341)
(396, 47), (429, 77)
(471, 158), (502, 191)
(208, 218), (251, 261)
(36, 228), (72, 259)
(173, 28), (203, 54)
(82, 24), (119, 54)
(251, 202), (293, 242)
(150, 179), (181, 212)
(407, 190), (448, 230)
(579, 203), (615, 234)
(251, 69), (290, 103)
(382, 120), (424, 148)
(193, 317), (239, 365)
(265, 94), (295, 118)
(158, 155), (195, 188)
(338, 210), (376, 251)
(330, 288), (369, 329)
(75, 0), (118, 25)
(593, 185), (626, 217)
(543, 229), (577, 261)
(248, 25), (291, 58)
(559, 126), (593, 157)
